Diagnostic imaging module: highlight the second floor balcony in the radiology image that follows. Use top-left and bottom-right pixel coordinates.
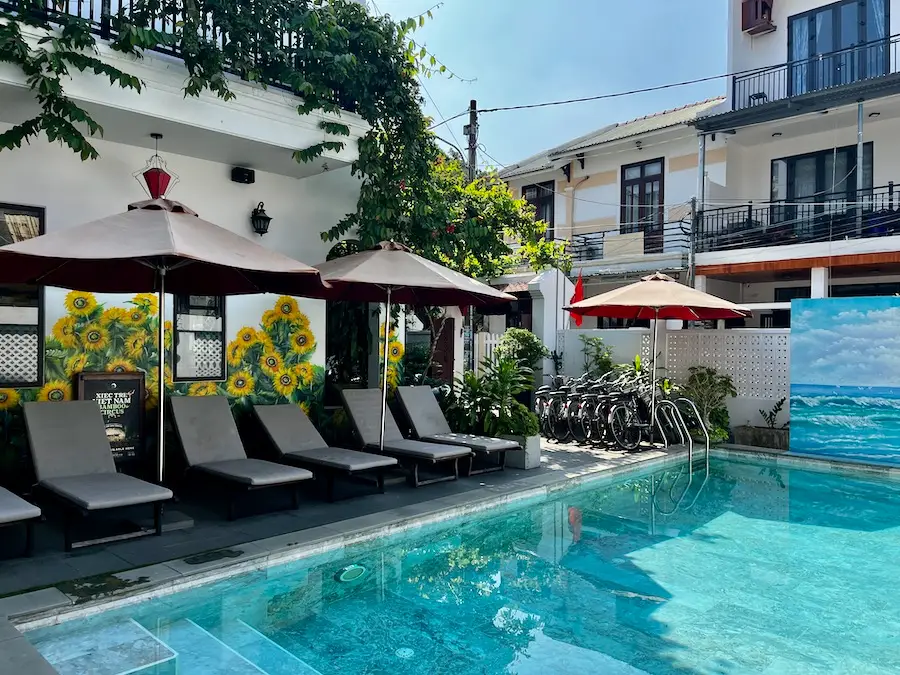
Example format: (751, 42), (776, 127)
(697, 183), (900, 254)
(570, 220), (689, 264)
(696, 35), (900, 132)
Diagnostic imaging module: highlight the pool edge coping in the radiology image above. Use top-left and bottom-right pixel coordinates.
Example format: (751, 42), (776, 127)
(11, 449), (690, 632)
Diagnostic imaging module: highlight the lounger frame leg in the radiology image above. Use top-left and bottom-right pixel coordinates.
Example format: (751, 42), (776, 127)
(376, 470), (386, 494)
(227, 495), (238, 521)
(291, 486), (302, 510)
(154, 503), (163, 537)
(465, 451), (507, 477)
(25, 520), (35, 557)
(63, 510), (76, 553)
(325, 474), (336, 503)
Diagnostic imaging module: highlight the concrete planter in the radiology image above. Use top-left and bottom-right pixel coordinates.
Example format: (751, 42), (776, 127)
(733, 425), (790, 451)
(503, 434), (542, 470)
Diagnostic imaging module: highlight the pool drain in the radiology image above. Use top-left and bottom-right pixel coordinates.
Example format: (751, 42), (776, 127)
(396, 648), (415, 659)
(334, 564), (367, 583)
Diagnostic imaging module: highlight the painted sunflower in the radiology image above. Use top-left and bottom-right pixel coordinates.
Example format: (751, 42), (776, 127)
(273, 368), (297, 398)
(65, 353), (89, 376)
(145, 389), (158, 409)
(38, 380), (72, 403)
(227, 340), (247, 367)
(259, 350), (283, 377)
(292, 312), (310, 331)
(64, 291), (97, 317)
(125, 331), (147, 359)
(289, 328), (315, 356)
(148, 365), (173, 390)
(226, 371), (255, 397)
(151, 321), (173, 349)
(188, 381), (218, 397)
(0, 388), (20, 410)
(52, 316), (78, 349)
(236, 326), (258, 347)
(106, 358), (135, 373)
(123, 307), (148, 327)
(100, 307), (128, 326)
(261, 310), (280, 329)
(82, 323), (110, 352)
(274, 296), (300, 320)
(132, 293), (160, 316)
(293, 362), (316, 387)
(257, 330), (275, 352)
(388, 340), (404, 363)
(298, 401), (310, 416)
(386, 366), (399, 389)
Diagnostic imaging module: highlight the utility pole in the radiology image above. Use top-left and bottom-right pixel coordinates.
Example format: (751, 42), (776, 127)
(463, 99), (478, 371)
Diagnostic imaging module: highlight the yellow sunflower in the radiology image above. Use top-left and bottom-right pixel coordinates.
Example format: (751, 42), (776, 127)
(148, 365), (173, 390)
(125, 331), (147, 359)
(386, 366), (399, 389)
(151, 321), (173, 349)
(132, 293), (160, 316)
(100, 307), (128, 326)
(64, 291), (97, 317)
(65, 353), (89, 376)
(227, 340), (247, 367)
(289, 328), (315, 356)
(292, 312), (310, 331)
(123, 307), (147, 327)
(236, 326), (258, 347)
(274, 296), (300, 320)
(38, 380), (72, 402)
(261, 310), (280, 329)
(298, 401), (310, 416)
(257, 330), (275, 352)
(52, 316), (78, 349)
(0, 388), (20, 410)
(81, 323), (109, 352)
(388, 340), (404, 363)
(293, 362), (316, 387)
(273, 368), (297, 397)
(188, 381), (218, 397)
(106, 358), (135, 373)
(259, 350), (283, 377)
(226, 371), (255, 397)
(145, 389), (158, 409)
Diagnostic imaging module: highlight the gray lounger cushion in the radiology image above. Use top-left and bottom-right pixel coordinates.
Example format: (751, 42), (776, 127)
(396, 387), (519, 454)
(40, 474), (173, 511)
(340, 389), (471, 461)
(170, 396), (311, 487)
(252, 404), (397, 472)
(0, 487), (40, 525)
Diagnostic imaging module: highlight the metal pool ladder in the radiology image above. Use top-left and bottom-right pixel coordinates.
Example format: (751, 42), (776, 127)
(651, 398), (711, 515)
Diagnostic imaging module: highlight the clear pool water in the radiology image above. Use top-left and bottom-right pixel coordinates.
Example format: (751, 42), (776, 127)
(26, 455), (900, 674)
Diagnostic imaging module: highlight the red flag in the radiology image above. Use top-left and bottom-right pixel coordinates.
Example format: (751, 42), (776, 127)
(569, 272), (584, 327)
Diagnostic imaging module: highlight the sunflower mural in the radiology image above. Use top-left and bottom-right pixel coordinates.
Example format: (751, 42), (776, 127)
(379, 321), (405, 391)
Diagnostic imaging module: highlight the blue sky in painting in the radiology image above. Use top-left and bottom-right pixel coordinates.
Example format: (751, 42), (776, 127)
(791, 297), (900, 387)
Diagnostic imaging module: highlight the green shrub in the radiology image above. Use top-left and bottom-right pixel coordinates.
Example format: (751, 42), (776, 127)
(579, 335), (613, 378)
(495, 328), (549, 369)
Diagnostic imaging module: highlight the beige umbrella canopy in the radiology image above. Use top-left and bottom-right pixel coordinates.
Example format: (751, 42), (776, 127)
(565, 272), (751, 438)
(313, 241), (516, 452)
(0, 198), (330, 482)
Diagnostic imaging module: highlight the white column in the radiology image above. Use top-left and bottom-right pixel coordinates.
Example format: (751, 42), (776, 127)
(694, 274), (707, 293)
(811, 267), (830, 298)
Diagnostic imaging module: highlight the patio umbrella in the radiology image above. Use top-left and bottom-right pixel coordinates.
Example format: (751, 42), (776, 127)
(564, 272), (750, 437)
(312, 241), (515, 452)
(0, 198), (329, 482)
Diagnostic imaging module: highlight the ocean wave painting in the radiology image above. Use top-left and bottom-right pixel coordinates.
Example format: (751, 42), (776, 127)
(790, 297), (900, 465)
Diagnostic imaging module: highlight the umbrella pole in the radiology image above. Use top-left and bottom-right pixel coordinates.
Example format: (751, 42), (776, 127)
(650, 308), (659, 445)
(379, 288), (392, 454)
(157, 268), (166, 484)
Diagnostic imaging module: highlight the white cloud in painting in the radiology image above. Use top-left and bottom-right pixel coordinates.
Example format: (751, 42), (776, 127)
(791, 298), (900, 386)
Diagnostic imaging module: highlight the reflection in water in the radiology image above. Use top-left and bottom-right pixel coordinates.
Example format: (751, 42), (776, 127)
(28, 457), (900, 675)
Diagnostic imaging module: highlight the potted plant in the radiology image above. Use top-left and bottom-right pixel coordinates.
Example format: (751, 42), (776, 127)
(678, 366), (737, 445)
(443, 357), (543, 470)
(733, 397), (790, 450)
(495, 328), (549, 407)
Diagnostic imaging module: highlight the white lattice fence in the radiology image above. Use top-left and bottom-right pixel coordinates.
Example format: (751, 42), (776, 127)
(665, 329), (790, 399)
(474, 332), (502, 371)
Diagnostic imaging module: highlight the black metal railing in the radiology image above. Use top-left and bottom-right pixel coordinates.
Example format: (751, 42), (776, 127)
(697, 183), (900, 253)
(569, 221), (689, 263)
(732, 34), (900, 111)
(0, 0), (354, 105)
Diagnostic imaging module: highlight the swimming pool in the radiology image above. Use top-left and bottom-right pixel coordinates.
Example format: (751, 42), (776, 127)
(24, 454), (900, 674)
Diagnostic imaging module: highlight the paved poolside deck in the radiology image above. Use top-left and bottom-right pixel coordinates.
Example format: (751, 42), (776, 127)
(0, 441), (687, 672)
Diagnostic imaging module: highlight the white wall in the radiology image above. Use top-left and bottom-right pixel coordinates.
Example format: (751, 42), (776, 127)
(558, 329), (648, 377)
(0, 128), (362, 372)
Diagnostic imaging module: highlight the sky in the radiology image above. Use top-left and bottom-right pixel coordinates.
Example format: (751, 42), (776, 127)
(371, 0), (729, 169)
(791, 298), (900, 387)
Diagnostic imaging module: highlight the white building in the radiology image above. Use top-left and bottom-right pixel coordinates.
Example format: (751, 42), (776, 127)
(694, 0), (900, 327)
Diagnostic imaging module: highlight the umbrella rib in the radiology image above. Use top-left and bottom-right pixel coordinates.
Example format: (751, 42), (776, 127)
(31, 259), (73, 284)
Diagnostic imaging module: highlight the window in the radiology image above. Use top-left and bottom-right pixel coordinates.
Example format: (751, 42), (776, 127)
(173, 295), (226, 381)
(621, 158), (665, 253)
(789, 0), (888, 95)
(523, 182), (555, 240)
(0, 204), (44, 387)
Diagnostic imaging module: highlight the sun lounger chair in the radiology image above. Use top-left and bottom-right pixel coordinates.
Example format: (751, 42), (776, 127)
(251, 404), (398, 502)
(396, 386), (519, 476)
(23, 400), (172, 552)
(169, 396), (313, 519)
(340, 388), (472, 488)
(0, 487), (41, 556)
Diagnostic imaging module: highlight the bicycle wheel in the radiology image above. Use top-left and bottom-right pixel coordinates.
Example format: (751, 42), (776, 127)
(608, 403), (642, 451)
(567, 399), (587, 444)
(550, 398), (571, 442)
